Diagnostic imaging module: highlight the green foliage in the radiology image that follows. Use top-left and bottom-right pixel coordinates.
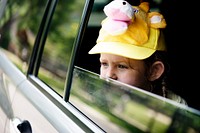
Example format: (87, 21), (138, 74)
(0, 0), (86, 65)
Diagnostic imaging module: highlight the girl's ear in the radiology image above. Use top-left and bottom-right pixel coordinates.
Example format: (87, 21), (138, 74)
(148, 61), (165, 81)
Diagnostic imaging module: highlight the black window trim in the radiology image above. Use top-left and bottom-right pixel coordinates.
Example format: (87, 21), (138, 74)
(63, 0), (94, 101)
(27, 0), (58, 76)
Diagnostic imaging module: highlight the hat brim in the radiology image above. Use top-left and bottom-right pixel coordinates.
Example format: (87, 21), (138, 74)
(88, 42), (155, 60)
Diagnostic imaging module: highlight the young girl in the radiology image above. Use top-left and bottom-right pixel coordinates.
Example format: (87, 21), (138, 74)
(88, 0), (187, 105)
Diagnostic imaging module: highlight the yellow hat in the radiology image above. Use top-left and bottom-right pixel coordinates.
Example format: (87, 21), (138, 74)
(88, 1), (167, 60)
(89, 25), (166, 60)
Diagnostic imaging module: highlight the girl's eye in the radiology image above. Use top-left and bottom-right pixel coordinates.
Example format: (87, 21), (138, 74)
(118, 64), (128, 69)
(100, 62), (108, 67)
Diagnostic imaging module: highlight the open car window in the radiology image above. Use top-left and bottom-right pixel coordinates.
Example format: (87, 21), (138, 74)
(70, 0), (200, 132)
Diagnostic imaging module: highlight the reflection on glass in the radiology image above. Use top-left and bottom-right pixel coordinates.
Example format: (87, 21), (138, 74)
(70, 66), (200, 133)
(0, 1), (47, 73)
(38, 0), (86, 96)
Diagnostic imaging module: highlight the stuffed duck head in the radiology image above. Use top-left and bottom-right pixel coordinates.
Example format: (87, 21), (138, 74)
(102, 0), (166, 44)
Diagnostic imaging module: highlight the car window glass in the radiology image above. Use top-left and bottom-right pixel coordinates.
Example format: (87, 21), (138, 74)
(38, 0), (86, 96)
(0, 0), (47, 73)
(70, 66), (200, 133)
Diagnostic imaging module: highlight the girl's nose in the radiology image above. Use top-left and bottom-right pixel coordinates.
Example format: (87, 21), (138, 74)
(106, 68), (117, 80)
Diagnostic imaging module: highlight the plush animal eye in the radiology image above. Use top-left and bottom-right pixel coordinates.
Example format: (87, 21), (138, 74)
(122, 1), (127, 5)
(133, 9), (139, 13)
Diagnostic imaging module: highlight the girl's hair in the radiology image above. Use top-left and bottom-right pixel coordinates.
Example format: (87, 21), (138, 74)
(144, 51), (170, 98)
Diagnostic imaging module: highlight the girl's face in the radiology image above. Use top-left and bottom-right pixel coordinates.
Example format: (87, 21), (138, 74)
(100, 53), (148, 88)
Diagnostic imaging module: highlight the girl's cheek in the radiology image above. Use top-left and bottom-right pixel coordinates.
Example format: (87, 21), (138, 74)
(100, 67), (106, 77)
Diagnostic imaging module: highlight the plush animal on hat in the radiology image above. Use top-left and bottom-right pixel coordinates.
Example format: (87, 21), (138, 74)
(102, 0), (167, 44)
(102, 0), (135, 35)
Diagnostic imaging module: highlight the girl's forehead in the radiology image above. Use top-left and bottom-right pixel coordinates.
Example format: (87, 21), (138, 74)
(100, 53), (129, 61)
(100, 53), (144, 65)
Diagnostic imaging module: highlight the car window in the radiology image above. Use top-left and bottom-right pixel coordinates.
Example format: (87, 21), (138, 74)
(0, 0), (47, 73)
(37, 0), (86, 96)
